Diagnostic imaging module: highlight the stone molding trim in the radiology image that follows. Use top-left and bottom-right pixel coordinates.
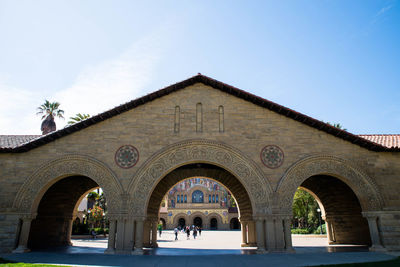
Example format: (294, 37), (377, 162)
(276, 155), (384, 213)
(13, 154), (124, 215)
(127, 139), (273, 217)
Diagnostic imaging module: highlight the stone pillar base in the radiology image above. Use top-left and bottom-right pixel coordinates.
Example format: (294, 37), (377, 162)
(131, 248), (144, 255)
(115, 249), (133, 255)
(104, 248), (115, 254)
(285, 247), (296, 253)
(241, 243), (250, 247)
(12, 246), (30, 253)
(369, 245), (386, 252)
(267, 248), (286, 253)
(247, 242), (257, 247)
(256, 248), (268, 254)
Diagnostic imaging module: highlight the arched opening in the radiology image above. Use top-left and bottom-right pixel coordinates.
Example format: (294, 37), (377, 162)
(210, 218), (218, 230)
(193, 217), (203, 228)
(291, 175), (371, 249)
(27, 176), (108, 250)
(178, 218), (186, 229)
(192, 190), (204, 203)
(147, 163), (255, 249)
(230, 218), (240, 230)
(160, 218), (166, 229)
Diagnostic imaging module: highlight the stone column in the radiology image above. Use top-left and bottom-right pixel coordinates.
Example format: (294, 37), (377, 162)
(363, 213), (385, 251)
(105, 219), (116, 254)
(274, 217), (285, 251)
(66, 215), (74, 246)
(240, 221), (248, 247)
(151, 219), (158, 248)
(115, 219), (125, 252)
(143, 220), (151, 247)
(123, 219), (134, 251)
(255, 217), (265, 252)
(247, 220), (257, 246)
(265, 217), (275, 251)
(133, 218), (144, 254)
(283, 217), (294, 252)
(323, 216), (335, 244)
(13, 215), (35, 253)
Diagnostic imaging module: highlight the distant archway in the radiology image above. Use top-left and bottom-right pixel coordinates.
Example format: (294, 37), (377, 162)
(210, 218), (218, 230)
(178, 218), (186, 228)
(194, 217), (203, 228)
(230, 218), (240, 230)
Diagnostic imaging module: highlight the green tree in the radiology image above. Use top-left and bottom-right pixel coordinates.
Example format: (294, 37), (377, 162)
(327, 122), (347, 131)
(87, 191), (99, 209)
(87, 206), (104, 228)
(36, 100), (64, 134)
(68, 113), (91, 125)
(292, 188), (319, 229)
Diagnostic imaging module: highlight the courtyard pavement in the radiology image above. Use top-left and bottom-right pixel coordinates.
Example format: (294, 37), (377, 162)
(1, 231), (396, 267)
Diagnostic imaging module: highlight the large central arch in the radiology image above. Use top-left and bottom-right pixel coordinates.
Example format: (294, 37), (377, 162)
(146, 164), (253, 219)
(127, 139), (273, 217)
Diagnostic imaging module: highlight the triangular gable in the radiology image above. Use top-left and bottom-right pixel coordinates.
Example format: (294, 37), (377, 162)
(1, 74), (398, 152)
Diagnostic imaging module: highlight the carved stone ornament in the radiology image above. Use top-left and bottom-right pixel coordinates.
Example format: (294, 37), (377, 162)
(276, 155), (383, 213)
(127, 139), (273, 216)
(13, 155), (124, 214)
(261, 145), (284, 169)
(115, 145), (139, 168)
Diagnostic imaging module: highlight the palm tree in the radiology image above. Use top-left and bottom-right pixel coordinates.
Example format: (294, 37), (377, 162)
(68, 113), (91, 125)
(37, 100), (64, 135)
(327, 122), (347, 131)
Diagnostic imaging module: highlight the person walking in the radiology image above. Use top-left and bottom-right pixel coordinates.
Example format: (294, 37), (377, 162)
(91, 229), (97, 239)
(158, 223), (162, 237)
(186, 226), (190, 240)
(174, 227), (178, 240)
(193, 227), (198, 239)
(198, 227), (202, 236)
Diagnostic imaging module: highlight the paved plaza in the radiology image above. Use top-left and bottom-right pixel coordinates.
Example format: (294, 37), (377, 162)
(1, 231), (396, 266)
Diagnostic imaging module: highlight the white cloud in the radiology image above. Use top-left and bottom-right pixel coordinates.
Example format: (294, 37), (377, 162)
(376, 4), (393, 17)
(371, 4), (394, 24)
(0, 80), (44, 134)
(0, 26), (168, 134)
(54, 31), (164, 130)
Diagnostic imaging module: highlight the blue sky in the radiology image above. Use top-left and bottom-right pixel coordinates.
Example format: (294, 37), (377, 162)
(0, 0), (399, 134)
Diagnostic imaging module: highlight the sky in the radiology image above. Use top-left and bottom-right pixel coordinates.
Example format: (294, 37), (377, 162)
(0, 0), (399, 135)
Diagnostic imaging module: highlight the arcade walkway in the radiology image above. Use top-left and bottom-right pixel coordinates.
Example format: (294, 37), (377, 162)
(0, 231), (395, 266)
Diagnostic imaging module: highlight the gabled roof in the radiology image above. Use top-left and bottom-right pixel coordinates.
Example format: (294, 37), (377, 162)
(359, 135), (400, 149)
(0, 135), (41, 149)
(1, 74), (399, 153)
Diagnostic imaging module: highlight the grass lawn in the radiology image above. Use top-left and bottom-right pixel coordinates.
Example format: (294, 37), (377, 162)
(1, 256), (399, 267)
(311, 257), (400, 266)
(0, 258), (67, 267)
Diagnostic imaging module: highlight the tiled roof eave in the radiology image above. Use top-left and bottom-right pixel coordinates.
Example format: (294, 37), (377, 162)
(1, 74), (399, 153)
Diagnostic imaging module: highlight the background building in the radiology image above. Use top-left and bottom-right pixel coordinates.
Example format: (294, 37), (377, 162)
(159, 178), (240, 230)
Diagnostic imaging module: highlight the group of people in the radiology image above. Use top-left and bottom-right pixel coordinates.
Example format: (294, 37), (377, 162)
(174, 225), (202, 240)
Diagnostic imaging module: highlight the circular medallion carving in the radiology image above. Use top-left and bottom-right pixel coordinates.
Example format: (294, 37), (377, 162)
(115, 145), (139, 168)
(261, 145), (284, 169)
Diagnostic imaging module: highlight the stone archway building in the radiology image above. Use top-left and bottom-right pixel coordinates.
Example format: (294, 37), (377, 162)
(0, 74), (399, 253)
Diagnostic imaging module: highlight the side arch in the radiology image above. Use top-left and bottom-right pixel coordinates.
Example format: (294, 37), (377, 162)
(190, 211), (207, 226)
(127, 139), (273, 216)
(207, 212), (224, 228)
(276, 155), (384, 213)
(13, 154), (124, 215)
(172, 213), (190, 227)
